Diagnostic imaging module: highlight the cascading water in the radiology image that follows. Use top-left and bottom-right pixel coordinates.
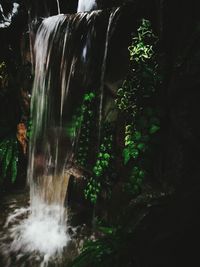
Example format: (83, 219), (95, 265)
(56, 0), (61, 14)
(77, 0), (97, 13)
(98, 7), (120, 142)
(0, 6), (121, 267)
(0, 15), (74, 266)
(0, 2), (19, 28)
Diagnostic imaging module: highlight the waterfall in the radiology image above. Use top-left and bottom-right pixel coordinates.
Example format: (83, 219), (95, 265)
(28, 15), (70, 208)
(15, 12), (104, 264)
(0, 7), (121, 266)
(77, 0), (97, 13)
(98, 8), (120, 142)
(20, 15), (73, 265)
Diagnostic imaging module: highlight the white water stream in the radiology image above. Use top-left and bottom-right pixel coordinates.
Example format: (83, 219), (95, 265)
(77, 0), (97, 12)
(0, 6), (120, 266)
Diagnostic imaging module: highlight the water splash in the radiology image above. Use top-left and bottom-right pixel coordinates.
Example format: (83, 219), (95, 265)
(0, 203), (72, 267)
(9, 205), (70, 264)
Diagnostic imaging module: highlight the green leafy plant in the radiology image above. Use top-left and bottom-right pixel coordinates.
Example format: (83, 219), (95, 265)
(70, 18), (163, 267)
(69, 221), (137, 267)
(116, 18), (160, 196)
(0, 136), (19, 184)
(70, 192), (169, 267)
(74, 92), (96, 168)
(69, 221), (120, 267)
(84, 131), (113, 204)
(84, 177), (101, 204)
(67, 92), (96, 139)
(128, 19), (155, 62)
(66, 93), (116, 204)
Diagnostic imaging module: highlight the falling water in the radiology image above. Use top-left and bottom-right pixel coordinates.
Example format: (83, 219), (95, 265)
(0, 2), (19, 28)
(56, 0), (61, 14)
(77, 0), (97, 13)
(28, 15), (70, 206)
(0, 7), (122, 266)
(0, 12), (99, 265)
(98, 8), (120, 142)
(5, 15), (74, 266)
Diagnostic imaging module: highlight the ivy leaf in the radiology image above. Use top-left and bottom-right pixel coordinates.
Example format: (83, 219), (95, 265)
(89, 92), (95, 100)
(125, 125), (132, 133)
(125, 140), (133, 146)
(131, 149), (139, 159)
(137, 143), (146, 151)
(117, 88), (124, 96)
(123, 148), (130, 165)
(138, 170), (145, 178)
(98, 226), (115, 235)
(11, 141), (18, 183)
(134, 131), (142, 141)
(133, 166), (139, 174)
(103, 153), (110, 161)
(125, 135), (131, 141)
(149, 124), (160, 134)
(2, 143), (12, 179)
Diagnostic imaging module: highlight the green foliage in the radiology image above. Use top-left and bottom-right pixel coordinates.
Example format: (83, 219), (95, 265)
(125, 166), (145, 195)
(84, 130), (113, 204)
(123, 126), (144, 165)
(66, 92), (96, 141)
(115, 80), (137, 113)
(67, 92), (116, 204)
(70, 191), (169, 267)
(66, 111), (82, 139)
(115, 19), (159, 115)
(84, 178), (100, 204)
(69, 224), (119, 267)
(69, 221), (137, 267)
(75, 92), (96, 168)
(116, 18), (160, 196)
(70, 18), (163, 267)
(83, 92), (95, 102)
(128, 19), (155, 62)
(0, 137), (19, 184)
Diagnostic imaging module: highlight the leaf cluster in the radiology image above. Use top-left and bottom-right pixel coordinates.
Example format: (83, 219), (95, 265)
(0, 137), (18, 184)
(115, 19), (160, 196)
(84, 133), (113, 204)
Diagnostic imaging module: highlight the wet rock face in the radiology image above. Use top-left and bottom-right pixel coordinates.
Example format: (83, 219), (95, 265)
(0, 1), (27, 62)
(26, 0), (78, 17)
(97, 0), (133, 9)
(158, 0), (200, 192)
